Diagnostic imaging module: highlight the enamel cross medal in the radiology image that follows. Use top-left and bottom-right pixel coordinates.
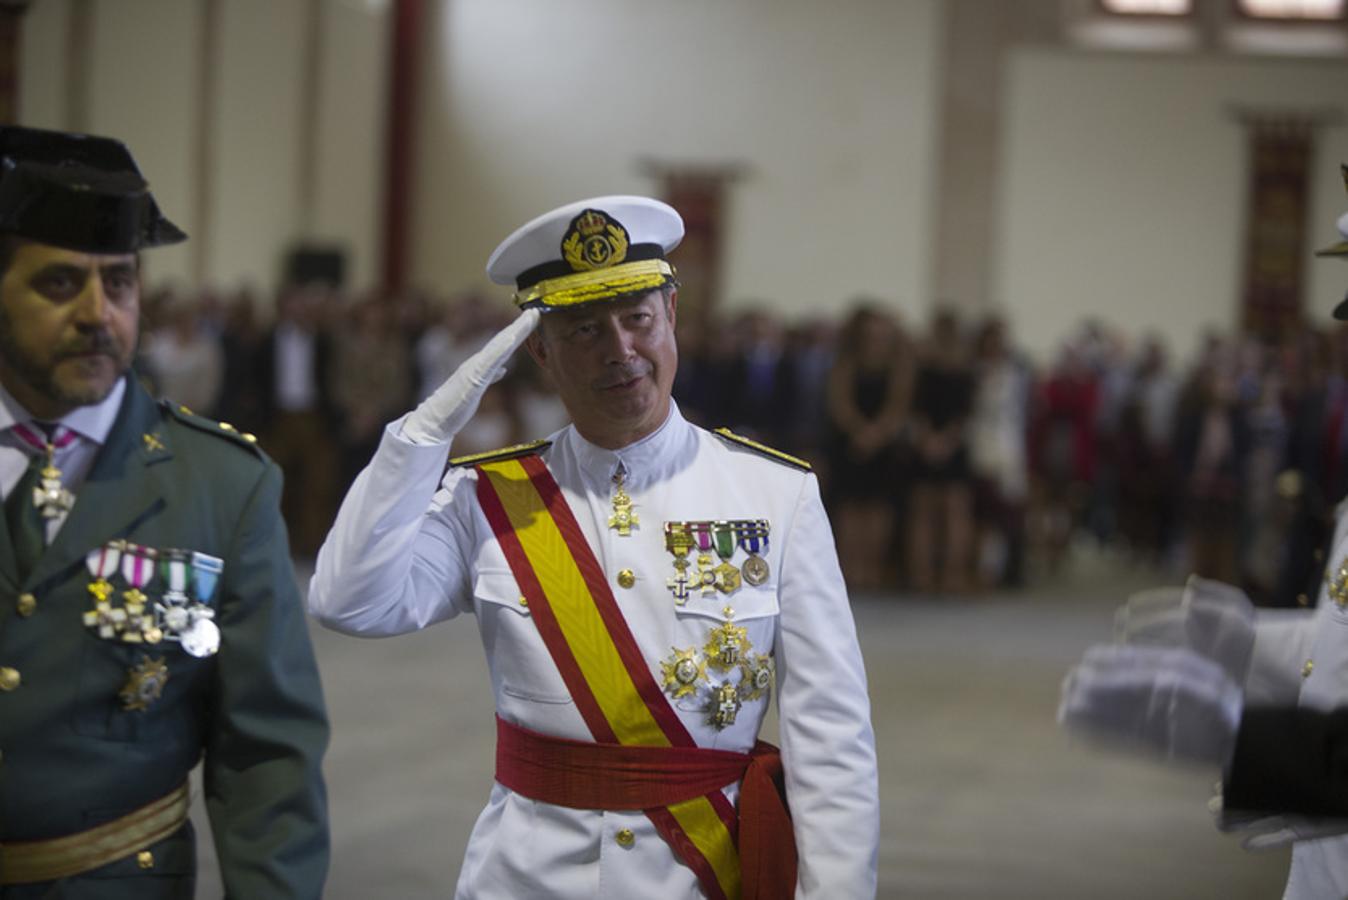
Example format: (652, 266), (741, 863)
(13, 423), (75, 520)
(608, 463), (638, 536)
(664, 522), (694, 605)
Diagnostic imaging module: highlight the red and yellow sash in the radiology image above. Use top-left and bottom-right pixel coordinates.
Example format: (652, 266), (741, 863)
(476, 454), (742, 900)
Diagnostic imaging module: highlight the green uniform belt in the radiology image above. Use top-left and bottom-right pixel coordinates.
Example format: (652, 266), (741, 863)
(0, 782), (190, 884)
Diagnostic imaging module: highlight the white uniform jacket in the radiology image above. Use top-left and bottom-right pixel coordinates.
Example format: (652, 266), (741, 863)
(1246, 498), (1348, 900)
(309, 405), (879, 899)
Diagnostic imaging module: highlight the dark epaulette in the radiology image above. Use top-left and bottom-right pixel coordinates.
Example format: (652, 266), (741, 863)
(160, 401), (265, 458)
(449, 439), (552, 468)
(711, 427), (811, 471)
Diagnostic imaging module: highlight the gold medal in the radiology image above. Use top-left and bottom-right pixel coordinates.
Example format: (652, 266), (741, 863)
(664, 523), (694, 605)
(608, 466), (638, 536)
(736, 519), (771, 586)
(741, 555), (769, 586)
(34, 463), (74, 519)
(83, 600), (128, 639)
(711, 682), (741, 729)
(119, 657), (169, 711)
(711, 521), (741, 595)
(660, 647), (705, 699)
(704, 616), (749, 671)
(714, 562), (741, 593)
(739, 653), (775, 702)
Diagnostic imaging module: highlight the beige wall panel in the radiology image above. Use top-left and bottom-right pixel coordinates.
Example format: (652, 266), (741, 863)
(211, 0), (307, 293)
(18, 0), (69, 130)
(80, 0), (199, 286)
(312, 0), (389, 293)
(414, 0), (940, 320)
(999, 49), (1348, 363)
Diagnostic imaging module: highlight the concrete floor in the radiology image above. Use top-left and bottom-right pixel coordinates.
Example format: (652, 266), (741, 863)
(191, 548), (1291, 898)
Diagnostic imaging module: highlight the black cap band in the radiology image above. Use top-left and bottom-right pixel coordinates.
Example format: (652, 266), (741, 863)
(515, 242), (666, 290)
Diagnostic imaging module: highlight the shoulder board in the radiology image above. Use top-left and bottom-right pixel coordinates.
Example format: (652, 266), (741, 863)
(449, 439), (551, 468)
(712, 428), (811, 471)
(161, 402), (265, 457)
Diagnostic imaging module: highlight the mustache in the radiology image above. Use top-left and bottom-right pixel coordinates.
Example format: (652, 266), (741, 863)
(594, 363), (651, 389)
(55, 331), (123, 358)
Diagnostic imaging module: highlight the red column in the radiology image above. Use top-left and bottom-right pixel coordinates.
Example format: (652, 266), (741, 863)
(1239, 115), (1315, 340)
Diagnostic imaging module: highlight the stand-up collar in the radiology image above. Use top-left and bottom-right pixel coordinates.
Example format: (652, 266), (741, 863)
(558, 401), (700, 490)
(0, 375), (126, 445)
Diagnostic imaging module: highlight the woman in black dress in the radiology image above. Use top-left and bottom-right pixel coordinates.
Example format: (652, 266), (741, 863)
(823, 304), (912, 591)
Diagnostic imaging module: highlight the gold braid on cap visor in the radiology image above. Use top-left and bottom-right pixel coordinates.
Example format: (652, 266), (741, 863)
(513, 259), (676, 309)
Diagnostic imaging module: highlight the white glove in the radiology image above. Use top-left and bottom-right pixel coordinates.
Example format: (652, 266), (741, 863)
(400, 309), (540, 445)
(1210, 794), (1348, 849)
(1058, 644), (1243, 767)
(1113, 576), (1256, 685)
(1113, 585), (1185, 644)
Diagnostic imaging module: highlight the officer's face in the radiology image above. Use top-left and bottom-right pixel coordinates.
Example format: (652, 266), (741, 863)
(0, 241), (140, 419)
(528, 289), (678, 450)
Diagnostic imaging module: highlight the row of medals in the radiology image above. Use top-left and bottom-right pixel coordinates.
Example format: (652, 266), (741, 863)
(659, 514), (774, 729)
(81, 540), (224, 711)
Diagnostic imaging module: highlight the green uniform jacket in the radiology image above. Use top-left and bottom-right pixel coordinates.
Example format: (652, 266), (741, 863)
(0, 376), (329, 898)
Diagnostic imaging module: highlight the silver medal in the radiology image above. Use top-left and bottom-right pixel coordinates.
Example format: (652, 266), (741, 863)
(180, 618), (220, 657)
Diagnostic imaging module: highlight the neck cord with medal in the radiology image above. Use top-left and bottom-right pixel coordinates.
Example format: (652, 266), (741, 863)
(11, 422), (76, 521)
(608, 462), (638, 536)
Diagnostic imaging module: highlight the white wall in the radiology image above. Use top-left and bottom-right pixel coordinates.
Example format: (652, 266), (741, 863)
(85, 0), (199, 286)
(312, 0), (390, 293)
(17, 0), (69, 134)
(998, 48), (1348, 363)
(15, 0), (1348, 347)
(414, 0), (942, 321)
(17, 0), (389, 298)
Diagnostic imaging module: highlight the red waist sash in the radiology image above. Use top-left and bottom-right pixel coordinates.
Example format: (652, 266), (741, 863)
(495, 716), (797, 900)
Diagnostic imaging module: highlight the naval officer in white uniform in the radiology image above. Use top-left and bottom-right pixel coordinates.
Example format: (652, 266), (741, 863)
(309, 196), (879, 899)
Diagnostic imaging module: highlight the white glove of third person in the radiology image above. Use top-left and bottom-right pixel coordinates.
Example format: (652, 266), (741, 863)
(1113, 575), (1256, 685)
(1058, 643), (1243, 767)
(401, 308), (541, 445)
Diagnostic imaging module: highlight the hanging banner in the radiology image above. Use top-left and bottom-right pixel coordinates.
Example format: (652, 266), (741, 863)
(1239, 116), (1314, 340)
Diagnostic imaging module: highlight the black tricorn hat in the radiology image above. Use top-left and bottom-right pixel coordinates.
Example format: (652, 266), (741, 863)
(0, 125), (186, 254)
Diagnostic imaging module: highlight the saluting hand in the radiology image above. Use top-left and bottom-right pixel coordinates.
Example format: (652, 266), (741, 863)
(402, 308), (541, 445)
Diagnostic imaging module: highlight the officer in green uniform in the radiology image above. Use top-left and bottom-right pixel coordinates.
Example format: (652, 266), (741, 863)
(0, 127), (329, 897)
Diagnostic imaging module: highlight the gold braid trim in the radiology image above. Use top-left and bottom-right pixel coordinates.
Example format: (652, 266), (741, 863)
(713, 428), (812, 471)
(514, 260), (675, 308)
(0, 782), (190, 884)
(449, 439), (551, 468)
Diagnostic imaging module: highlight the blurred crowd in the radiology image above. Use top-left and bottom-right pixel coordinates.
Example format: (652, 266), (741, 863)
(135, 284), (1348, 606)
